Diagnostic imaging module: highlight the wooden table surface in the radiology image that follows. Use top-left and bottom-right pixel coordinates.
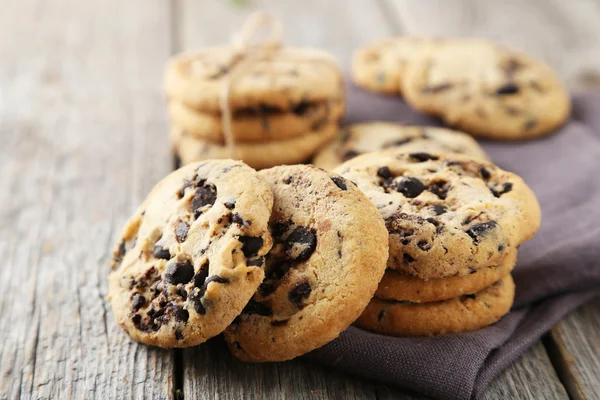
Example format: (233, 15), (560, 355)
(0, 1), (598, 399)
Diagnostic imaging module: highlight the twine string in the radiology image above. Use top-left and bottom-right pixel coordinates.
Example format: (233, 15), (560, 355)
(219, 12), (283, 158)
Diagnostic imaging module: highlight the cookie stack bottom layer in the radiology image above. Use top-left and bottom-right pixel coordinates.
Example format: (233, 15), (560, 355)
(355, 275), (515, 336)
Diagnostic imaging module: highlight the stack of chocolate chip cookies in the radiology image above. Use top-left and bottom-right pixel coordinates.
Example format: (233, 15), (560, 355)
(334, 150), (541, 336)
(352, 37), (571, 140)
(109, 160), (389, 359)
(164, 47), (345, 169)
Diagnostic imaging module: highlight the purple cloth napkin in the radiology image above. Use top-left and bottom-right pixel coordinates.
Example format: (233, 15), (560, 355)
(305, 85), (600, 400)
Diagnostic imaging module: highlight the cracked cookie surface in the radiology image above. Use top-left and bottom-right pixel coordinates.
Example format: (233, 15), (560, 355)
(334, 150), (540, 280)
(224, 165), (388, 362)
(401, 39), (570, 139)
(313, 122), (489, 171)
(356, 275), (515, 336)
(109, 160), (273, 348)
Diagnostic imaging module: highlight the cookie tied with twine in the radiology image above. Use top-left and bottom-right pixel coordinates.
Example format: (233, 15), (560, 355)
(165, 11), (344, 157)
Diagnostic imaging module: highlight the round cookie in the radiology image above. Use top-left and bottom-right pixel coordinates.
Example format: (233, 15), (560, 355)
(376, 249), (517, 303)
(313, 122), (489, 171)
(108, 160), (274, 348)
(224, 165), (388, 362)
(165, 46), (344, 112)
(172, 124), (338, 170)
(334, 150), (541, 280)
(352, 37), (441, 94)
(355, 275), (515, 336)
(168, 97), (344, 142)
(401, 39), (571, 139)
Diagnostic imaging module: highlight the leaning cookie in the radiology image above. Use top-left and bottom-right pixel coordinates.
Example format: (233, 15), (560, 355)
(172, 125), (338, 170)
(355, 275), (515, 336)
(165, 47), (344, 112)
(313, 122), (489, 171)
(334, 150), (541, 280)
(224, 165), (388, 362)
(108, 160), (273, 348)
(376, 249), (516, 303)
(168, 98), (344, 143)
(401, 38), (571, 140)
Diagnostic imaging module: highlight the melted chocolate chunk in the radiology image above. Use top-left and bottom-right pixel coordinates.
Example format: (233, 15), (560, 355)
(192, 184), (217, 218)
(131, 294), (146, 311)
(377, 166), (393, 179)
(175, 221), (189, 243)
(175, 330), (184, 340)
(461, 294), (477, 301)
(466, 221), (498, 244)
(153, 245), (171, 260)
(164, 261), (195, 285)
(480, 167), (491, 180)
(239, 236), (264, 257)
(271, 319), (289, 326)
(403, 253), (415, 265)
(422, 83), (453, 93)
(247, 256), (265, 267)
(224, 201), (236, 210)
(342, 150), (360, 161)
(230, 213), (247, 226)
(193, 266), (209, 288)
(331, 176), (348, 190)
(496, 83), (520, 95)
(383, 137), (413, 148)
(288, 281), (312, 305)
(203, 275), (230, 289)
(285, 227), (317, 262)
(431, 204), (448, 215)
(428, 181), (449, 200)
(409, 152), (438, 162)
(172, 305), (189, 322)
(490, 182), (513, 198)
(118, 241), (127, 258)
(189, 289), (206, 315)
(394, 177), (426, 198)
(417, 240), (432, 251)
(243, 299), (272, 316)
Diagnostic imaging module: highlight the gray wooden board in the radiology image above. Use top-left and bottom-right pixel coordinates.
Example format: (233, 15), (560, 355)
(547, 297), (600, 400)
(0, 0), (175, 399)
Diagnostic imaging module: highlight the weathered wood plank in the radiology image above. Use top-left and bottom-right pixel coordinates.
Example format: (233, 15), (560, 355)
(482, 341), (568, 400)
(381, 0), (600, 88)
(175, 0), (398, 66)
(0, 0), (175, 399)
(546, 297), (600, 400)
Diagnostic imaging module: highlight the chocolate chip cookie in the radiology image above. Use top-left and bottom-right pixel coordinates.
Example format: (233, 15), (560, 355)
(334, 150), (541, 280)
(224, 165), (388, 362)
(108, 160), (274, 348)
(376, 249), (516, 303)
(356, 275), (515, 336)
(313, 122), (489, 171)
(352, 37), (441, 94)
(401, 38), (571, 139)
(168, 97), (344, 143)
(171, 125), (338, 170)
(165, 46), (344, 112)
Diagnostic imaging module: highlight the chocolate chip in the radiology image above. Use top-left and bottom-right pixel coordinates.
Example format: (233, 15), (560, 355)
(342, 150), (360, 161)
(175, 221), (189, 243)
(431, 205), (447, 215)
(428, 181), (449, 200)
(498, 244), (505, 252)
(192, 184), (217, 218)
(175, 330), (184, 340)
(178, 179), (193, 199)
(230, 213), (246, 226)
(383, 137), (413, 148)
(496, 82), (520, 95)
(490, 182), (513, 198)
(377, 309), (386, 321)
(153, 245), (171, 260)
(462, 294), (477, 301)
(243, 299), (272, 316)
(409, 152), (438, 162)
(284, 176), (293, 184)
(331, 176), (347, 190)
(292, 101), (311, 116)
(480, 167), (491, 180)
(189, 289), (206, 315)
(132, 313), (142, 328)
(203, 275), (230, 289)
(377, 166), (392, 179)
(224, 201), (236, 210)
(239, 236), (264, 257)
(164, 261), (195, 285)
(131, 294), (146, 311)
(288, 281), (312, 305)
(466, 221), (498, 244)
(247, 256), (265, 267)
(118, 241), (127, 257)
(403, 253), (415, 265)
(417, 240), (432, 251)
(394, 177), (426, 198)
(285, 227), (317, 261)
(193, 266), (209, 288)
(271, 319), (289, 326)
(422, 83), (453, 93)
(172, 306), (189, 322)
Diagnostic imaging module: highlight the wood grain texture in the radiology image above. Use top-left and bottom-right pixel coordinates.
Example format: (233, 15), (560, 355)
(482, 341), (568, 400)
(381, 0), (600, 88)
(0, 0), (174, 398)
(175, 0), (398, 66)
(546, 297), (600, 400)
